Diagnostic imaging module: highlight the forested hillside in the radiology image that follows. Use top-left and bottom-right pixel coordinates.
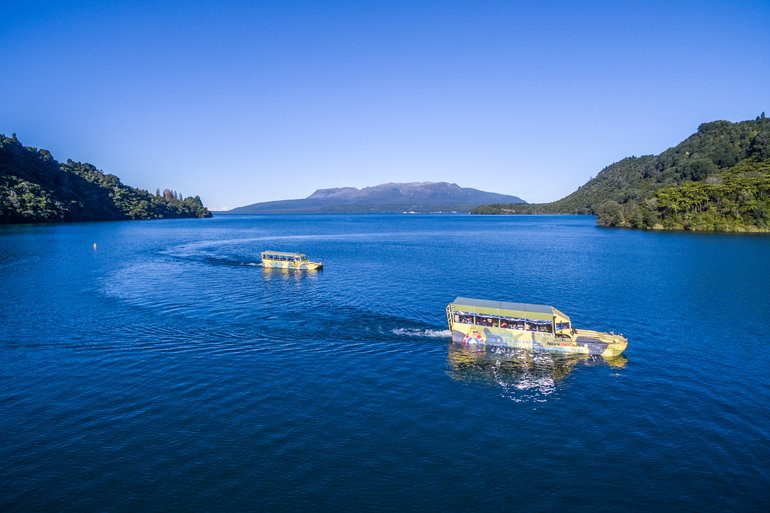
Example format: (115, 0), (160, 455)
(1, 134), (211, 224)
(472, 115), (770, 232)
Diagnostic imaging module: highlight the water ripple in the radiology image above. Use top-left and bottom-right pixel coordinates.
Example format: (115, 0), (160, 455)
(2, 215), (770, 512)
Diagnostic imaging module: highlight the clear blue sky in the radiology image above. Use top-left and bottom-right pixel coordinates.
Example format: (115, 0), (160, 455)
(2, 0), (769, 210)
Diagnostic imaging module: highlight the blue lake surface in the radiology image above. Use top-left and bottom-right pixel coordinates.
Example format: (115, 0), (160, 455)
(1, 214), (769, 512)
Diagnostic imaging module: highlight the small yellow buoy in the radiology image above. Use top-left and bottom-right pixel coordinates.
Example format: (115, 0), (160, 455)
(93, 243), (97, 250)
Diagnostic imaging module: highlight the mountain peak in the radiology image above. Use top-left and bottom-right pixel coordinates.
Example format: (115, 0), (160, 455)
(227, 182), (525, 214)
(307, 187), (360, 200)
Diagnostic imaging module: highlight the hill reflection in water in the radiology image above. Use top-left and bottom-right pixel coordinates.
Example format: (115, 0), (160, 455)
(446, 342), (627, 403)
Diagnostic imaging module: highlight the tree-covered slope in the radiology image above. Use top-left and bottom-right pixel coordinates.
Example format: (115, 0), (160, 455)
(1, 134), (211, 223)
(472, 114), (770, 231)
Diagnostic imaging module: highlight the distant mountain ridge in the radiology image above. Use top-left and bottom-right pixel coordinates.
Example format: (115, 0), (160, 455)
(227, 182), (526, 214)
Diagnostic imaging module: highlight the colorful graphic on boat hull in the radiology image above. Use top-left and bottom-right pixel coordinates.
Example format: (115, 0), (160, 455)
(451, 327), (620, 356)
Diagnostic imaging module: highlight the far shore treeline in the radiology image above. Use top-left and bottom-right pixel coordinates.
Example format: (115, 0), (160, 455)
(5, 115), (769, 231)
(0, 133), (211, 224)
(472, 115), (770, 232)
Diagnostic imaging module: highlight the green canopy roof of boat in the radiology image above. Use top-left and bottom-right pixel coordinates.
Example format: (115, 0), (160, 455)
(261, 250), (307, 258)
(450, 297), (570, 322)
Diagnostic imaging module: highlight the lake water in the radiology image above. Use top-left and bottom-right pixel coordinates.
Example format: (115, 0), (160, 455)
(1, 214), (769, 512)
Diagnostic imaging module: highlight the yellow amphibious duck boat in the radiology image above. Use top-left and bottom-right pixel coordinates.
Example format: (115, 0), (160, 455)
(261, 250), (323, 270)
(446, 297), (627, 358)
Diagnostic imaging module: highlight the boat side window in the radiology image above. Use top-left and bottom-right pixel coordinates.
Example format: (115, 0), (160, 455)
(455, 313), (473, 324)
(477, 315), (496, 327)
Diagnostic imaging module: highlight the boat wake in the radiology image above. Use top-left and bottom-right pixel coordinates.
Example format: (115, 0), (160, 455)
(200, 257), (262, 267)
(391, 328), (451, 339)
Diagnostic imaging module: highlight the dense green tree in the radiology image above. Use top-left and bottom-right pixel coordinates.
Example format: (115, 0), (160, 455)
(749, 132), (767, 161)
(471, 115), (770, 232)
(595, 200), (624, 226)
(1, 134), (212, 224)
